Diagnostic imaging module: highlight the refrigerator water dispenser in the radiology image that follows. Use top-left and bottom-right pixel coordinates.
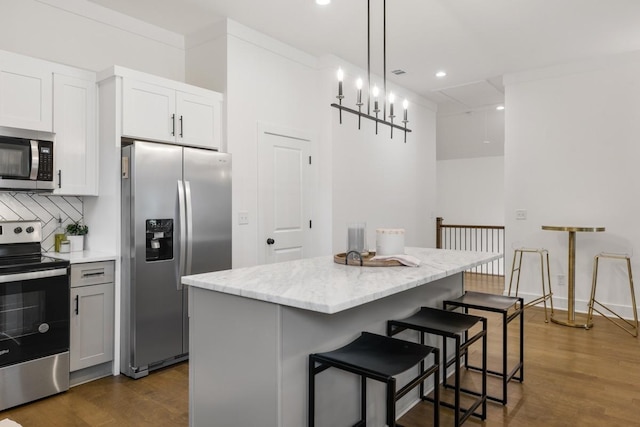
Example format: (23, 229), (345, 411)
(145, 219), (173, 261)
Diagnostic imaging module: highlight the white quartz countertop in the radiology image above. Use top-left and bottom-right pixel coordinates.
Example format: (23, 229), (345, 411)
(182, 248), (501, 314)
(44, 250), (117, 264)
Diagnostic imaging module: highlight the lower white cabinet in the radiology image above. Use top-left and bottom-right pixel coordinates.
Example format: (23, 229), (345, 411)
(70, 261), (115, 372)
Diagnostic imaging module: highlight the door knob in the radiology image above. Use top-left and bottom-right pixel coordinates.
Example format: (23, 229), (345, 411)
(266, 238), (275, 245)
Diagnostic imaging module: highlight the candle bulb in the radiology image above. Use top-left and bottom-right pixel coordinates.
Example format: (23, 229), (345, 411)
(372, 85), (380, 113)
(402, 99), (409, 121)
(356, 78), (363, 105)
(389, 92), (395, 118)
(336, 68), (344, 98)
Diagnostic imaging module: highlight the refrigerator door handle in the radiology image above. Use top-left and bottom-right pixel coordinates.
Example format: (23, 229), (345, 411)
(185, 180), (193, 275)
(177, 180), (187, 290)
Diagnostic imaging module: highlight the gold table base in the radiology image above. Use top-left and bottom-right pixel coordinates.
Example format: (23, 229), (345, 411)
(550, 312), (593, 329)
(541, 225), (605, 329)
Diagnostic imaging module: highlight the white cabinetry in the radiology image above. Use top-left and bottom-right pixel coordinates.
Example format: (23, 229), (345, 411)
(70, 261), (115, 372)
(121, 73), (222, 150)
(0, 53), (52, 132)
(53, 74), (97, 195)
(0, 49), (98, 196)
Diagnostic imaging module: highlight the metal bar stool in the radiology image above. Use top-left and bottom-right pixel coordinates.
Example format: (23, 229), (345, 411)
(587, 253), (639, 337)
(387, 307), (487, 427)
(508, 247), (554, 322)
(443, 291), (524, 404)
(309, 331), (440, 427)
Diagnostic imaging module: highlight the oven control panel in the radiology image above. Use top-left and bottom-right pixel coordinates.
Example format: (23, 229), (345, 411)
(0, 221), (42, 244)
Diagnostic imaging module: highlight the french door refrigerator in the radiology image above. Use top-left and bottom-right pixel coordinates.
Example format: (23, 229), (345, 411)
(121, 140), (231, 378)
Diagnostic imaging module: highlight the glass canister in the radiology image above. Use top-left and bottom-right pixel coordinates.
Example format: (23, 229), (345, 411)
(346, 222), (368, 255)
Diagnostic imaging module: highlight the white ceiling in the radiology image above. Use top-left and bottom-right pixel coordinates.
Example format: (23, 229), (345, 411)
(85, 0), (640, 156)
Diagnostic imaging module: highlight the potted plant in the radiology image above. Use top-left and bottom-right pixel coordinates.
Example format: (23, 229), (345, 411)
(66, 221), (88, 252)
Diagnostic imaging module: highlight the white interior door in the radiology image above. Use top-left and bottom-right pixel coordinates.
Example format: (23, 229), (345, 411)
(258, 124), (312, 264)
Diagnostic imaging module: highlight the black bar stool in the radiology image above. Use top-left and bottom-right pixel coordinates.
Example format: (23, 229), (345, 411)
(388, 307), (487, 427)
(309, 331), (440, 427)
(443, 291), (524, 404)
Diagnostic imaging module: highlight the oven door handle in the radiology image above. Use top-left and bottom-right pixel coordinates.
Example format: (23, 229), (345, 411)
(0, 268), (68, 283)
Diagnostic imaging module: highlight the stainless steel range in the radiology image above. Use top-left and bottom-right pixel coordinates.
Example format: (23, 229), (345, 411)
(0, 220), (70, 411)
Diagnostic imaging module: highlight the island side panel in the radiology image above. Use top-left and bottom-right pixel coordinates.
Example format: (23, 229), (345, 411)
(189, 287), (281, 427)
(281, 273), (463, 427)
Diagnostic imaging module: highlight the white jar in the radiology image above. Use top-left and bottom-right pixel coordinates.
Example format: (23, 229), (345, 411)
(376, 228), (405, 255)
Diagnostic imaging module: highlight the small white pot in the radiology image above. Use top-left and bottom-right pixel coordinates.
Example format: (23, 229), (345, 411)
(67, 235), (84, 252)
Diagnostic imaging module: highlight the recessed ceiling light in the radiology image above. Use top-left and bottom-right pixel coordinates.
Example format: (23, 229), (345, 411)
(435, 71), (447, 78)
(316, 0), (330, 5)
(496, 105), (505, 111)
(483, 140), (491, 144)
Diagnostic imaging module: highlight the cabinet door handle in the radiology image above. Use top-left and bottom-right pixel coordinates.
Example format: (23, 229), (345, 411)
(75, 295), (79, 315)
(171, 114), (176, 136)
(180, 115), (184, 138)
(58, 170), (62, 189)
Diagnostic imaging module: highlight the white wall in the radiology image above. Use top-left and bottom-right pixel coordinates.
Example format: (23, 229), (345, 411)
(504, 52), (640, 317)
(436, 156), (505, 225)
(437, 109), (505, 160)
(0, 0), (185, 79)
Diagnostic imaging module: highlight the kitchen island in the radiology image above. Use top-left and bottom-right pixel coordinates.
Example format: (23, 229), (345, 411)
(182, 248), (500, 427)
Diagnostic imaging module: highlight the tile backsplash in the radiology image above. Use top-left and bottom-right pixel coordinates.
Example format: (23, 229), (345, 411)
(0, 193), (83, 252)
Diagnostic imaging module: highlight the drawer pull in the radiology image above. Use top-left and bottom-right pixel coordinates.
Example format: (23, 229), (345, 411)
(75, 295), (79, 315)
(81, 269), (105, 278)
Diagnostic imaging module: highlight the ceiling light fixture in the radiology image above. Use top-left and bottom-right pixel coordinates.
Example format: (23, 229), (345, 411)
(496, 105), (505, 111)
(316, 0), (331, 5)
(435, 71), (447, 78)
(331, 0), (411, 142)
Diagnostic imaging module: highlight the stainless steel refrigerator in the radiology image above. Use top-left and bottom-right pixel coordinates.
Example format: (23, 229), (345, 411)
(120, 140), (231, 379)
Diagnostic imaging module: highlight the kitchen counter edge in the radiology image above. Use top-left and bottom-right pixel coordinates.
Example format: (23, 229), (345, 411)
(182, 247), (501, 315)
(44, 250), (117, 264)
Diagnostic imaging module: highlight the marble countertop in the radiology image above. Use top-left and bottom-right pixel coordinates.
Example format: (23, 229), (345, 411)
(182, 247), (501, 314)
(44, 250), (117, 264)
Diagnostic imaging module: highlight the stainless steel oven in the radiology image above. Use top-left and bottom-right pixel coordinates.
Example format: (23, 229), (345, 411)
(0, 136), (55, 191)
(0, 221), (70, 411)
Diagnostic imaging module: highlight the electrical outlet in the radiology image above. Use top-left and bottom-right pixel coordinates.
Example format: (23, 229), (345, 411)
(557, 274), (566, 286)
(238, 212), (249, 225)
(515, 209), (527, 220)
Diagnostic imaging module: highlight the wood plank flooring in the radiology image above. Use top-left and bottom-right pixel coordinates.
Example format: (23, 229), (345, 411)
(2, 272), (639, 426)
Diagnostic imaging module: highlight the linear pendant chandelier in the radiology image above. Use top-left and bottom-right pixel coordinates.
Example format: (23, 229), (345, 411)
(330, 0), (412, 142)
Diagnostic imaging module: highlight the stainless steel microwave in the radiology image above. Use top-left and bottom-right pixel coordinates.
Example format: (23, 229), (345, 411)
(0, 136), (55, 191)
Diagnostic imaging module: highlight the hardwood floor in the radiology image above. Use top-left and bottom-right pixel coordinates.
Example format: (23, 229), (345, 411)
(2, 272), (639, 426)
(1, 363), (188, 426)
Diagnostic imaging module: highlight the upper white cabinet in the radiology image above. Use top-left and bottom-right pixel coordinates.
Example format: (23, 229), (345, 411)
(53, 74), (98, 196)
(0, 50), (98, 196)
(0, 54), (53, 132)
(121, 73), (222, 150)
(176, 91), (220, 148)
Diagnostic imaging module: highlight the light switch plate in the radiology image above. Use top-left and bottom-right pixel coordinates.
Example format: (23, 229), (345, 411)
(515, 209), (527, 220)
(238, 212), (249, 225)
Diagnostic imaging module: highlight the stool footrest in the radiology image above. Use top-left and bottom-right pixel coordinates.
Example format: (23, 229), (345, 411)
(590, 301), (638, 337)
(423, 394), (486, 424)
(466, 363), (523, 383)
